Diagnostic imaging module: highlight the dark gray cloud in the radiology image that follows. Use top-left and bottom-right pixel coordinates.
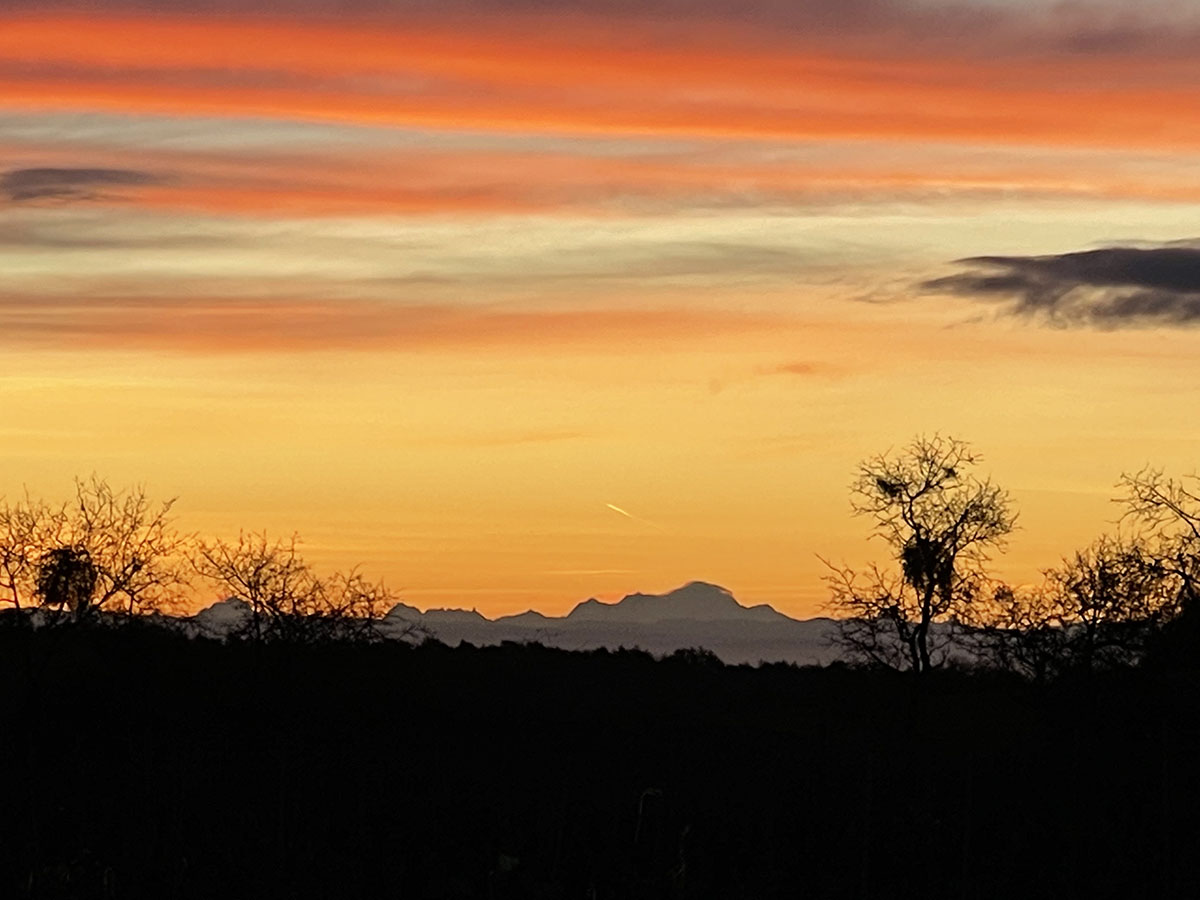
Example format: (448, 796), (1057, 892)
(1, 168), (158, 203)
(924, 241), (1200, 327)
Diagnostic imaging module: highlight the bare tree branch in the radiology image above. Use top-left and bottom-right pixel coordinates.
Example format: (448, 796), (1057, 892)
(830, 435), (1016, 673)
(191, 532), (408, 645)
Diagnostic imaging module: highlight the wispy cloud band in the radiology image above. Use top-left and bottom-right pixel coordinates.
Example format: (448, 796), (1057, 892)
(0, 295), (788, 353)
(4, 12), (1200, 149)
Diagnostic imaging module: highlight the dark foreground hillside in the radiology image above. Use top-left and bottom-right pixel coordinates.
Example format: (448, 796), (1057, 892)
(2, 624), (1199, 899)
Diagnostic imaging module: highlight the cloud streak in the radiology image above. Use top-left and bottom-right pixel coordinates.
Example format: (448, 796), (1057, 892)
(10, 139), (1200, 219)
(0, 296), (788, 353)
(925, 242), (1200, 327)
(1, 166), (157, 202)
(5, 13), (1200, 150)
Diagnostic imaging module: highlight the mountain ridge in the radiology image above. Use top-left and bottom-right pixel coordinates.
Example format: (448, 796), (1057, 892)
(562, 581), (793, 624)
(379, 580), (835, 665)
(192, 581), (840, 665)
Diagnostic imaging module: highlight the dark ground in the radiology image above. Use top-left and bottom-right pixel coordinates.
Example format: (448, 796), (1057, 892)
(2, 623), (1199, 899)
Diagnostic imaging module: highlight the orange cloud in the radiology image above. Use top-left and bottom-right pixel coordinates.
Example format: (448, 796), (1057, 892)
(4, 14), (1200, 150)
(7, 138), (1200, 220)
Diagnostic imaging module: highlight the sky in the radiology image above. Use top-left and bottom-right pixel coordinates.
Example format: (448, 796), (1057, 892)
(3, 0), (1200, 617)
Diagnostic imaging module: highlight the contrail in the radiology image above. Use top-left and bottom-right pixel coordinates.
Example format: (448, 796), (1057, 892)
(605, 503), (666, 532)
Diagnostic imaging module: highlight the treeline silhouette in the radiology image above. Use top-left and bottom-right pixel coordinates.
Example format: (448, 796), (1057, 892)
(4, 627), (1200, 898)
(4, 448), (1200, 898)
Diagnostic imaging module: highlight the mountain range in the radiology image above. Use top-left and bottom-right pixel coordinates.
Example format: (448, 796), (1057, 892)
(193, 580), (840, 665)
(384, 581), (839, 665)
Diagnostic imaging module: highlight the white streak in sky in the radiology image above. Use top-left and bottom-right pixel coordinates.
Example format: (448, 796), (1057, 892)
(605, 502), (666, 532)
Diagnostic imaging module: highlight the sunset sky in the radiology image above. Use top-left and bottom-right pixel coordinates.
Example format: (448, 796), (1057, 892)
(3, 0), (1200, 616)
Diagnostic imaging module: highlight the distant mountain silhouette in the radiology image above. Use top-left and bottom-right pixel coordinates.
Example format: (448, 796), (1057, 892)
(494, 610), (554, 626)
(188, 582), (839, 664)
(421, 607), (490, 625)
(566, 581), (790, 624)
(381, 581), (838, 665)
(193, 596), (250, 637)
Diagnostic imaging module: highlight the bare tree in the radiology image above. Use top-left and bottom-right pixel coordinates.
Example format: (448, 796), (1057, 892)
(0, 493), (68, 610)
(965, 537), (1175, 679)
(192, 531), (318, 642)
(1118, 467), (1200, 609)
(320, 568), (398, 644)
(191, 532), (398, 644)
(961, 581), (1069, 682)
(1114, 467), (1200, 665)
(1047, 536), (1176, 670)
(68, 476), (191, 617)
(828, 435), (1015, 673)
(825, 563), (959, 671)
(0, 477), (188, 619)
